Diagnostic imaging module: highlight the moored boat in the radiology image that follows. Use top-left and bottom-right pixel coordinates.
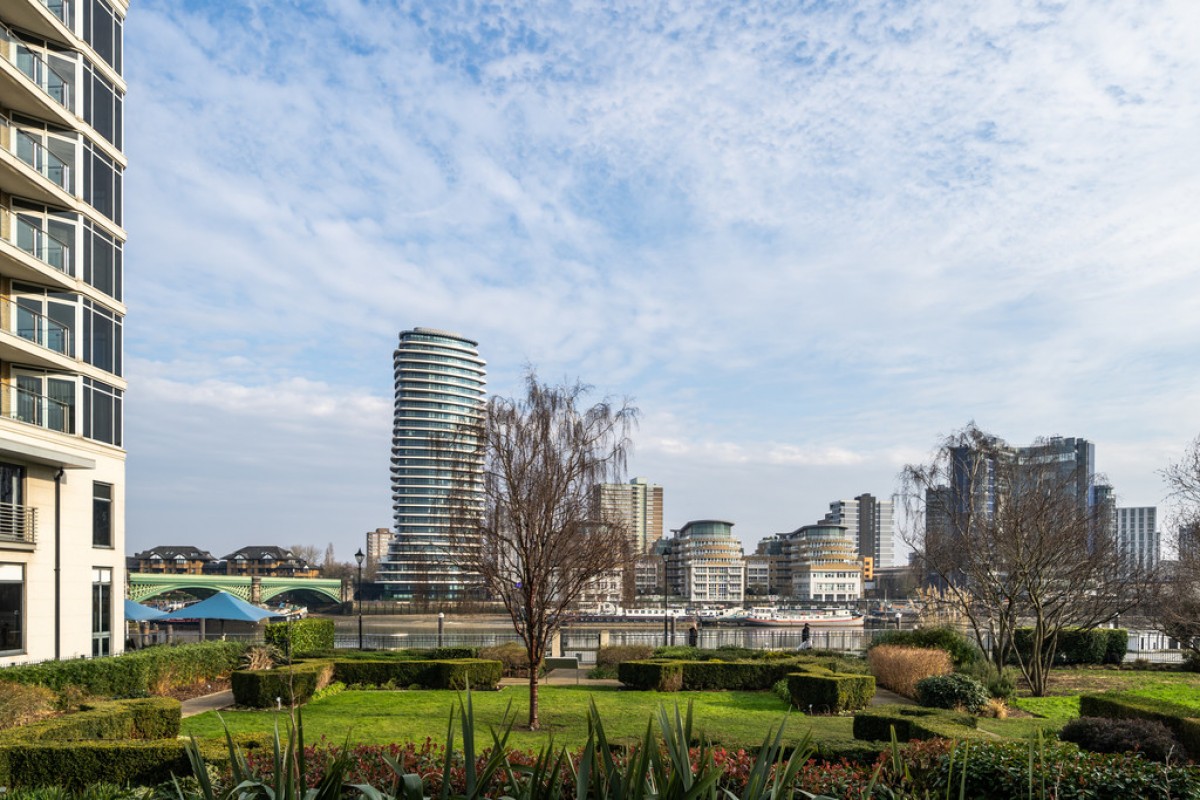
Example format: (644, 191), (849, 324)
(740, 609), (864, 628)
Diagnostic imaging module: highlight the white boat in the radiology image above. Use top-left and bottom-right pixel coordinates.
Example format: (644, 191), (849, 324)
(741, 608), (864, 628)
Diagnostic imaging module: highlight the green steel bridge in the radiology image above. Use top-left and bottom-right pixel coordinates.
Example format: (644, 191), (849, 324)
(126, 572), (346, 604)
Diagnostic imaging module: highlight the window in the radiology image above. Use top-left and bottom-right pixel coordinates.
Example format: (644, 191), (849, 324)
(93, 482), (112, 547)
(91, 566), (112, 656)
(82, 378), (121, 445)
(82, 221), (122, 300)
(0, 563), (24, 655)
(82, 0), (123, 73)
(83, 142), (122, 225)
(82, 300), (122, 376)
(13, 283), (77, 357)
(12, 199), (79, 276)
(12, 370), (76, 434)
(82, 63), (122, 149)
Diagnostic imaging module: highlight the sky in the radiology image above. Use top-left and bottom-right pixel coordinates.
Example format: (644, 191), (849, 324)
(123, 1), (1200, 563)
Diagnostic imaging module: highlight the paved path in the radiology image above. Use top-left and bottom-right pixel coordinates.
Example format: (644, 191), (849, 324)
(869, 687), (909, 706)
(181, 689), (235, 717)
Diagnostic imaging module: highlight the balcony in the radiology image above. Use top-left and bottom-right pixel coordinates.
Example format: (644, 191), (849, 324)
(0, 378), (73, 435)
(0, 501), (36, 547)
(36, 0), (74, 30)
(0, 207), (76, 289)
(0, 24), (76, 124)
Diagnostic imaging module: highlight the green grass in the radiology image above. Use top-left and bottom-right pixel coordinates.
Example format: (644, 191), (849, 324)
(1014, 695), (1080, 720)
(183, 686), (858, 752)
(976, 715), (1064, 739)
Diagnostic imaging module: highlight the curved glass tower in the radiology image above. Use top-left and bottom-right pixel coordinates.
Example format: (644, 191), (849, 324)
(379, 328), (486, 599)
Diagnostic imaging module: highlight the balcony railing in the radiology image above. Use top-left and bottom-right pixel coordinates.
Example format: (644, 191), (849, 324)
(10, 298), (73, 357)
(4, 209), (74, 275)
(0, 501), (35, 545)
(0, 25), (75, 112)
(12, 128), (73, 193)
(0, 379), (74, 434)
(37, 0), (74, 30)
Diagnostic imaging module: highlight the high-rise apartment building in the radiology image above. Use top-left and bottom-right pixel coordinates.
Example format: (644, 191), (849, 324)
(822, 493), (894, 568)
(0, 0), (127, 664)
(791, 523), (862, 602)
(591, 476), (663, 554)
(378, 328), (486, 600)
(663, 520), (744, 604)
(1116, 506), (1160, 572)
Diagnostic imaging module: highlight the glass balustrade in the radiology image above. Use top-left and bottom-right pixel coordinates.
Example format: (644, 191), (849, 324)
(12, 214), (73, 274)
(12, 299), (73, 357)
(3, 378), (74, 434)
(13, 129), (73, 193)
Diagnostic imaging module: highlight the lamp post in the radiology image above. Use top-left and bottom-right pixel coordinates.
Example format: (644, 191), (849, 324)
(661, 552), (669, 647)
(354, 548), (365, 650)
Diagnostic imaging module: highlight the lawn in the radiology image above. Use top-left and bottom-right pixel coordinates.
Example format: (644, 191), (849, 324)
(183, 686), (858, 752)
(1013, 667), (1200, 719)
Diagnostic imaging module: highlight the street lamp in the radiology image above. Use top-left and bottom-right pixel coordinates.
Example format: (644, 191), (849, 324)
(661, 552), (670, 647)
(354, 548), (365, 650)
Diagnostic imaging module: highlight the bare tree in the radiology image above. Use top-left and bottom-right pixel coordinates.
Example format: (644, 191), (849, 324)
(1150, 436), (1200, 662)
(290, 544), (322, 566)
(901, 425), (1145, 696)
(451, 372), (636, 730)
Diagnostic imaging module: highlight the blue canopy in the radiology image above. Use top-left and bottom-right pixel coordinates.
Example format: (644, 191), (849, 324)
(124, 600), (166, 622)
(157, 591), (276, 623)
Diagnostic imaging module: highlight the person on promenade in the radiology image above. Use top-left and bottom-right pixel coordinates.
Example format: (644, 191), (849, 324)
(688, 623), (699, 648)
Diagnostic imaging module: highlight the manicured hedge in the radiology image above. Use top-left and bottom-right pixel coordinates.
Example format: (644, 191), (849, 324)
(0, 698), (180, 743)
(618, 661), (684, 692)
(787, 667), (875, 714)
(332, 659), (502, 690)
(0, 641), (245, 697)
(0, 697), (187, 789)
(265, 618), (336, 656)
(0, 740), (191, 789)
(230, 658), (502, 708)
(1013, 627), (1125, 666)
(231, 659), (335, 708)
(1079, 692), (1200, 759)
(852, 705), (981, 742)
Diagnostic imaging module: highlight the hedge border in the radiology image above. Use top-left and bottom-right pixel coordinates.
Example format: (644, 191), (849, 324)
(852, 705), (981, 742)
(0, 698), (180, 743)
(787, 665), (875, 714)
(618, 656), (857, 692)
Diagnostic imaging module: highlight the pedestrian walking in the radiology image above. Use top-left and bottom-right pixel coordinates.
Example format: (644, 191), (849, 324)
(688, 623), (698, 648)
(800, 622), (811, 649)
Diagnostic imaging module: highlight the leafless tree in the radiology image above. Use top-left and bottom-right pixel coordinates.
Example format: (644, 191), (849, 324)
(1150, 436), (1200, 661)
(450, 372), (637, 730)
(901, 424), (1146, 696)
(290, 544), (322, 567)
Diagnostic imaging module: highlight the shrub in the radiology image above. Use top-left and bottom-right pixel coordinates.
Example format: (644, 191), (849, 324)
(596, 643), (654, 668)
(787, 668), (875, 714)
(0, 740), (192, 789)
(0, 641), (245, 698)
(1079, 691), (1200, 759)
(852, 705), (980, 742)
(867, 645), (951, 698)
(1012, 626), (1117, 666)
(264, 618), (335, 656)
(331, 659), (502, 691)
(958, 660), (1017, 701)
(915, 673), (988, 713)
(771, 678), (791, 706)
(0, 684), (56, 731)
(618, 661), (683, 691)
(1060, 716), (1181, 762)
(1103, 628), (1128, 665)
(868, 627), (980, 669)
(980, 698), (1008, 719)
(421, 647), (479, 660)
(0, 698), (181, 743)
(230, 660), (334, 708)
(478, 642), (531, 676)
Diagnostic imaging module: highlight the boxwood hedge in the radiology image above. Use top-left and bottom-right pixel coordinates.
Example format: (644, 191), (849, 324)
(0, 698), (180, 743)
(852, 705), (981, 742)
(231, 659), (335, 708)
(787, 666), (875, 713)
(0, 641), (245, 697)
(264, 619), (336, 656)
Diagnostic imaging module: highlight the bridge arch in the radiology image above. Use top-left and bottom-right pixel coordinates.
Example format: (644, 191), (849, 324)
(128, 573), (345, 604)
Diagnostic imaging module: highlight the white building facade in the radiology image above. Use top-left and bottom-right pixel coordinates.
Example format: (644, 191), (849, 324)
(0, 0), (128, 664)
(379, 328), (486, 599)
(1116, 506), (1160, 573)
(666, 520), (744, 605)
(791, 524), (863, 602)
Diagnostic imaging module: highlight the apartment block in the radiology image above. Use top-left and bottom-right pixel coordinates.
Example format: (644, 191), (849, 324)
(592, 477), (663, 555)
(0, 0), (127, 664)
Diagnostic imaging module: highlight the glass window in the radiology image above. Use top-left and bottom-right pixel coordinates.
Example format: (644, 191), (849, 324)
(82, 65), (122, 149)
(91, 566), (112, 656)
(82, 0), (123, 74)
(0, 563), (24, 656)
(83, 143), (122, 225)
(93, 482), (112, 547)
(82, 301), (121, 376)
(82, 378), (122, 446)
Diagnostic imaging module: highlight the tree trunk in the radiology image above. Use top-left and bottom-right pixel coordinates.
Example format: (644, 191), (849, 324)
(528, 670), (540, 730)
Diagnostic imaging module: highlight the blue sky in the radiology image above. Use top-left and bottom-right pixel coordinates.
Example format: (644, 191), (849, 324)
(123, 1), (1200, 562)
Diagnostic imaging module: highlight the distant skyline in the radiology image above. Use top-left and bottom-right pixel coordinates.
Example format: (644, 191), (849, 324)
(123, 2), (1200, 560)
